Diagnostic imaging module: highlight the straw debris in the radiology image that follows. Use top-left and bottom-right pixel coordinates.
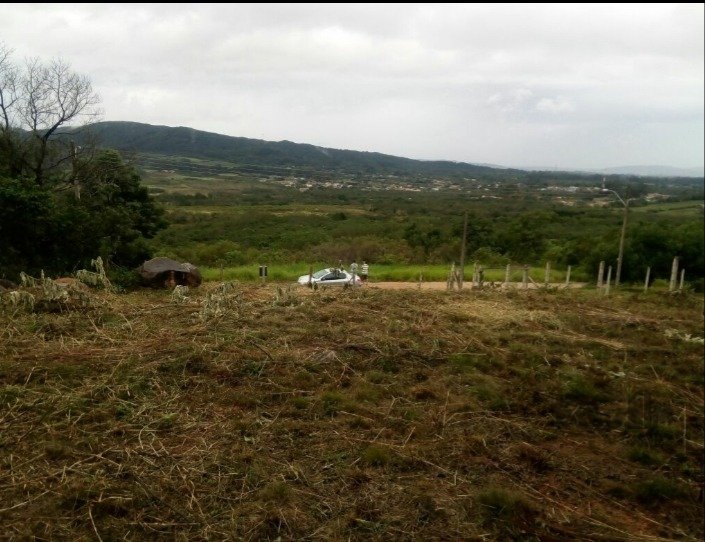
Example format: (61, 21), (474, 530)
(0, 286), (702, 540)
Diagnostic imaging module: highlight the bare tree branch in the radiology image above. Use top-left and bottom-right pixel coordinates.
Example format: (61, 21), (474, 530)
(0, 43), (19, 132)
(0, 44), (102, 185)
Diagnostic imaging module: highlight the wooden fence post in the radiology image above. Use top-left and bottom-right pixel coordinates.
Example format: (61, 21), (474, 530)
(459, 211), (468, 289)
(644, 266), (651, 293)
(472, 262), (478, 287)
(605, 266), (612, 296)
(447, 263), (456, 291)
(504, 264), (511, 288)
(544, 262), (551, 289)
(669, 257), (679, 292)
(597, 260), (605, 289)
(522, 265), (529, 289)
(679, 269), (685, 292)
(565, 266), (572, 288)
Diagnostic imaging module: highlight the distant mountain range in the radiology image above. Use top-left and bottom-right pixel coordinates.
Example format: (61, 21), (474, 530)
(593, 165), (704, 178)
(76, 121), (703, 179)
(80, 121), (513, 178)
(518, 164), (704, 178)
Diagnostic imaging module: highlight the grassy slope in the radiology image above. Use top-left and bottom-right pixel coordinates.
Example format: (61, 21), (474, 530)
(0, 285), (703, 540)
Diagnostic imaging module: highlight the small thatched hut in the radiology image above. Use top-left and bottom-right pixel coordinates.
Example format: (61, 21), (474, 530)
(137, 258), (202, 288)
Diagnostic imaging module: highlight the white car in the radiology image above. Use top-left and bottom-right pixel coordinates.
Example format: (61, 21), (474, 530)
(297, 268), (363, 288)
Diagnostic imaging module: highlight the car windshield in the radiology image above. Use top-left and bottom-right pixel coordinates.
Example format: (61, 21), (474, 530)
(311, 269), (330, 279)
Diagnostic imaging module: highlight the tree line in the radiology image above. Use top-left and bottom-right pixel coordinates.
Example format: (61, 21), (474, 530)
(0, 44), (164, 281)
(149, 188), (703, 288)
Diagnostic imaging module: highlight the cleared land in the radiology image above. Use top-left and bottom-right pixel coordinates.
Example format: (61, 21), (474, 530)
(0, 284), (703, 540)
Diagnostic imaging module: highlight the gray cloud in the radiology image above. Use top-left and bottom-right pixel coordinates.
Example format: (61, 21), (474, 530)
(2, 3), (702, 168)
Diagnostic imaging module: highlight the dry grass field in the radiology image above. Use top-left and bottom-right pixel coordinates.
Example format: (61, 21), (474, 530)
(1, 282), (703, 540)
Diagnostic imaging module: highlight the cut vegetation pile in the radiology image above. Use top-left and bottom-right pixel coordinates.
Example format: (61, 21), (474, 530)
(0, 284), (703, 540)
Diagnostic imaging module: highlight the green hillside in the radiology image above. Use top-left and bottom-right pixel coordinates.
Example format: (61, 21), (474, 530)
(79, 121), (514, 177)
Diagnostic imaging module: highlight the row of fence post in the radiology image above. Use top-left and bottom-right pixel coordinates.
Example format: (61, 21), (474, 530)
(596, 256), (685, 295)
(447, 256), (687, 293)
(448, 262), (572, 291)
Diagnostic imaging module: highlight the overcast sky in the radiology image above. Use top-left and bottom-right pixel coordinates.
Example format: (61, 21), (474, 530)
(2, 3), (703, 169)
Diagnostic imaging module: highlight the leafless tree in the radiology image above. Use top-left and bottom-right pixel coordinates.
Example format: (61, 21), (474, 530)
(0, 44), (23, 178)
(0, 44), (19, 132)
(0, 43), (101, 186)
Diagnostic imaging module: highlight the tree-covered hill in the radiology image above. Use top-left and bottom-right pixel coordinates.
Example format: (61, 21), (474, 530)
(79, 121), (516, 177)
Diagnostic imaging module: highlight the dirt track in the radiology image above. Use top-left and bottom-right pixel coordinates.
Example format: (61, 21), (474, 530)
(366, 281), (587, 290)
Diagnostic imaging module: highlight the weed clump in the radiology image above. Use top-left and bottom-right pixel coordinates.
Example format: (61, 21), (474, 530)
(563, 373), (610, 404)
(259, 481), (291, 503)
(634, 477), (687, 504)
(361, 445), (393, 467)
(321, 391), (346, 416)
(627, 447), (663, 466)
(291, 396), (309, 410)
(197, 281), (243, 321)
(477, 486), (537, 533)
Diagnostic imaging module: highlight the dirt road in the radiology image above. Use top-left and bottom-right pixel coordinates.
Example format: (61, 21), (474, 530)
(366, 281), (586, 290)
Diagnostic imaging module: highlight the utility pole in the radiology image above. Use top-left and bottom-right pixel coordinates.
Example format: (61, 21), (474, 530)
(599, 179), (632, 287)
(615, 197), (629, 287)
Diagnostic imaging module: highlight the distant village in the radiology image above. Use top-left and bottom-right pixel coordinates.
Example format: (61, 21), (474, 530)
(255, 174), (673, 206)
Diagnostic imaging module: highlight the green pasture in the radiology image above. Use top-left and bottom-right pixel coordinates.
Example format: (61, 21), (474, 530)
(200, 263), (592, 283)
(630, 200), (704, 217)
